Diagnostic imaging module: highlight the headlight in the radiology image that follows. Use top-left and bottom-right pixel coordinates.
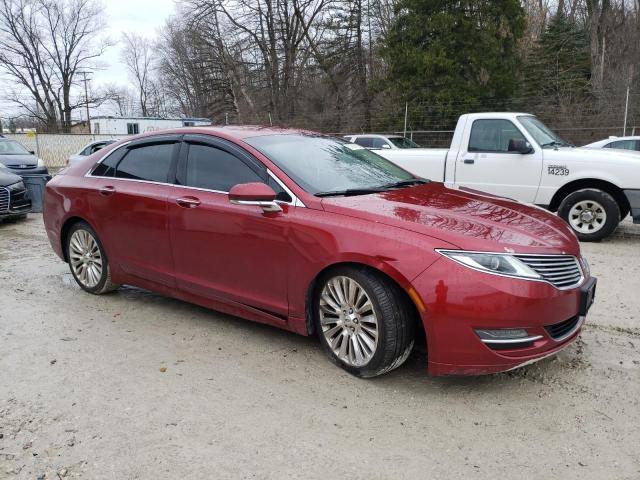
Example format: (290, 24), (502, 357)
(6, 181), (25, 193)
(437, 250), (542, 280)
(37, 158), (45, 168)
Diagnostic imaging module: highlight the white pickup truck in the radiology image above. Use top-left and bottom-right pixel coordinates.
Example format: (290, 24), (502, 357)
(361, 112), (640, 241)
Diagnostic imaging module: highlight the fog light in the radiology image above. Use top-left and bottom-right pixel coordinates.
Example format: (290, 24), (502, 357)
(476, 328), (529, 341)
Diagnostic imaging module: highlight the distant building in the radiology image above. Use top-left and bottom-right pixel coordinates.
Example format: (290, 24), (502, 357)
(90, 116), (212, 135)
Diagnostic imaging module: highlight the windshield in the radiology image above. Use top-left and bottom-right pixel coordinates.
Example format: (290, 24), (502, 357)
(244, 135), (416, 195)
(388, 137), (420, 148)
(0, 140), (30, 155)
(518, 116), (571, 147)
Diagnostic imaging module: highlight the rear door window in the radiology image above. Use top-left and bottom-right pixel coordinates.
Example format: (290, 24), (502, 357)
(115, 143), (175, 182)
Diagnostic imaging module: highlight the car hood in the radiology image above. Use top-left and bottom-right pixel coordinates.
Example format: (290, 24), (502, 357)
(321, 182), (580, 255)
(0, 168), (23, 186)
(0, 154), (38, 167)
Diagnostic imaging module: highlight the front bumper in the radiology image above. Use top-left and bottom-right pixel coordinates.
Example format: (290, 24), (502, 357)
(624, 189), (640, 224)
(411, 258), (593, 376)
(0, 185), (32, 218)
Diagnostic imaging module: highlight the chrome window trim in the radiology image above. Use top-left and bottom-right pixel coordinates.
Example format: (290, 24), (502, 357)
(436, 249), (585, 291)
(85, 141), (305, 207)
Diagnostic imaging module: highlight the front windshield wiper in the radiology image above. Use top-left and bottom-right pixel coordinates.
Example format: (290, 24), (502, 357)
(380, 178), (428, 189)
(315, 187), (387, 197)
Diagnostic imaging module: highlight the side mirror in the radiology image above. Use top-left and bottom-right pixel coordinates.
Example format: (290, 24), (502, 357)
(508, 139), (534, 154)
(381, 144), (392, 149)
(229, 183), (282, 213)
(29, 150), (35, 154)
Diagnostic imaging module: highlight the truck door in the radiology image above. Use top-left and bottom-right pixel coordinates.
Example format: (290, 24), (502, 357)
(453, 119), (543, 203)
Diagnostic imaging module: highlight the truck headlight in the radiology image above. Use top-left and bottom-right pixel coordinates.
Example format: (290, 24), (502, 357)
(437, 250), (542, 280)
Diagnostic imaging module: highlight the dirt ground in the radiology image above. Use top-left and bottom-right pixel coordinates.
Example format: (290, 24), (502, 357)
(1, 215), (639, 480)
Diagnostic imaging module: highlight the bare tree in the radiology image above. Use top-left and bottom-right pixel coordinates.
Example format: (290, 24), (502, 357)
(0, 0), (110, 132)
(121, 32), (158, 117)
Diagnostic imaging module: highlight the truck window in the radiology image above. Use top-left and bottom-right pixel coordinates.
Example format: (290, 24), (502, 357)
(468, 119), (527, 153)
(370, 138), (389, 149)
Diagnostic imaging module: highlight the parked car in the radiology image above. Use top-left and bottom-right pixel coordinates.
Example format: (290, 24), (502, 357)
(583, 136), (640, 152)
(0, 164), (31, 221)
(0, 138), (49, 175)
(366, 113), (640, 241)
(67, 139), (117, 166)
(344, 134), (421, 149)
(43, 127), (597, 378)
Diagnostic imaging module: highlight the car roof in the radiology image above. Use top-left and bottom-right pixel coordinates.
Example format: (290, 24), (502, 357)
(124, 125), (321, 143)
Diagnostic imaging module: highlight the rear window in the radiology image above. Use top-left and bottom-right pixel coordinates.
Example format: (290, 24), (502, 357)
(115, 144), (175, 183)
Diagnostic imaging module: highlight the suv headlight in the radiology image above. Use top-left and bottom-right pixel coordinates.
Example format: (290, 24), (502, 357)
(437, 250), (542, 280)
(6, 181), (25, 193)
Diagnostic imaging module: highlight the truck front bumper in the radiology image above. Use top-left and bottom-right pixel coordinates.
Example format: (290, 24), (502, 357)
(624, 189), (640, 224)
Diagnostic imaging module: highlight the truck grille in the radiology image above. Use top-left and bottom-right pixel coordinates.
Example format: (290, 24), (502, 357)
(514, 254), (583, 289)
(545, 315), (581, 340)
(0, 187), (8, 212)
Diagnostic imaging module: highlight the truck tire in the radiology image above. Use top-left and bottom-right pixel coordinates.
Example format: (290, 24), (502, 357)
(558, 189), (620, 242)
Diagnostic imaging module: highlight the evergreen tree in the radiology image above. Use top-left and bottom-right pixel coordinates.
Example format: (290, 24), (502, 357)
(379, 0), (526, 125)
(520, 14), (592, 110)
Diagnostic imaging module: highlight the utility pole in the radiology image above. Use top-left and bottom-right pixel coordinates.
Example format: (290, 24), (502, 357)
(79, 71), (92, 135)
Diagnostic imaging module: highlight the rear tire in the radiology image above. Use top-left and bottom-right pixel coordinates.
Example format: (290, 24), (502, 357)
(558, 189), (620, 242)
(313, 266), (415, 378)
(66, 221), (120, 294)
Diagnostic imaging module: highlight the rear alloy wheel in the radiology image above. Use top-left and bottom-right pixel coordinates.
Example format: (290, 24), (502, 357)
(314, 266), (415, 378)
(66, 222), (119, 294)
(558, 189), (620, 242)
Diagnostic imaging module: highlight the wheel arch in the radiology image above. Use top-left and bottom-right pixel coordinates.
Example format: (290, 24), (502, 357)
(304, 261), (424, 342)
(549, 178), (630, 216)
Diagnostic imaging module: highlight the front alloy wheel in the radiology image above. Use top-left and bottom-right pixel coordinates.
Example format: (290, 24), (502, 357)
(314, 266), (415, 378)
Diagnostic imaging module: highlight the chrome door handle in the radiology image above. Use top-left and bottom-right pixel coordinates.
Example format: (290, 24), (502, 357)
(99, 186), (115, 196)
(463, 158), (475, 164)
(176, 197), (201, 208)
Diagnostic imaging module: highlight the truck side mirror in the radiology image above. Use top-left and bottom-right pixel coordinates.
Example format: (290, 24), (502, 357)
(508, 139), (533, 154)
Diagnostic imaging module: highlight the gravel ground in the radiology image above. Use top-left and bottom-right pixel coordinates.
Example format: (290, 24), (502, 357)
(1, 215), (639, 480)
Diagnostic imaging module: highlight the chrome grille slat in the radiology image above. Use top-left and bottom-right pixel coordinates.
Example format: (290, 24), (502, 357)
(0, 187), (9, 212)
(515, 254), (583, 290)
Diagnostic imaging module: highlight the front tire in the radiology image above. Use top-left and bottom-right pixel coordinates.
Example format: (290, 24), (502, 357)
(314, 266), (415, 378)
(66, 222), (120, 294)
(558, 189), (620, 242)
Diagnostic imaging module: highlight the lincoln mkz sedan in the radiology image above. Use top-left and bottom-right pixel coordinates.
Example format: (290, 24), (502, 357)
(43, 127), (597, 377)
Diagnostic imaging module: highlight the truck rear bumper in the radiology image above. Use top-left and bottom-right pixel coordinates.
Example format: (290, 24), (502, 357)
(624, 189), (640, 224)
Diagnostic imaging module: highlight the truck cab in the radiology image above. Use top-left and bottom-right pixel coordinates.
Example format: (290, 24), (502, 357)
(372, 112), (640, 241)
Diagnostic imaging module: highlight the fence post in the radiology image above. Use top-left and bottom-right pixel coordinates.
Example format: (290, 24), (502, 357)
(403, 102), (408, 138)
(623, 87), (630, 136)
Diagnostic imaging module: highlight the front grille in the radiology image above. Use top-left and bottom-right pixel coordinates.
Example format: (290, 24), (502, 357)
(515, 254), (583, 289)
(545, 315), (581, 340)
(0, 187), (8, 212)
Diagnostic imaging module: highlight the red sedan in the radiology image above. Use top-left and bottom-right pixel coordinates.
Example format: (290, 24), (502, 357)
(43, 127), (596, 377)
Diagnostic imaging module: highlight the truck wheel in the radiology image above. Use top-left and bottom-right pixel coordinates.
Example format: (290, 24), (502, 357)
(558, 189), (620, 241)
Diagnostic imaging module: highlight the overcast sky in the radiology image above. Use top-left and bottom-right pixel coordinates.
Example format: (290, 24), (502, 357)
(0, 0), (177, 121)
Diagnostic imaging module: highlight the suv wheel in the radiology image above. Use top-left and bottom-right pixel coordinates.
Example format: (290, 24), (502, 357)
(558, 189), (620, 241)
